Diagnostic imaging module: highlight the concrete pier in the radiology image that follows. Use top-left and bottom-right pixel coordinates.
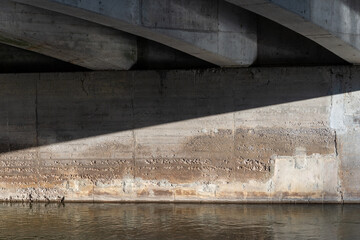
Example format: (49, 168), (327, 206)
(0, 66), (359, 203)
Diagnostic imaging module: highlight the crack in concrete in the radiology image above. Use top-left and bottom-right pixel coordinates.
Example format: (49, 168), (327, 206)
(334, 130), (338, 156)
(80, 75), (89, 96)
(340, 190), (344, 204)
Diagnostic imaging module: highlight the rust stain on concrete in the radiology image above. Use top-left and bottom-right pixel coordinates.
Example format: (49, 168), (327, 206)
(135, 127), (334, 184)
(0, 127), (336, 202)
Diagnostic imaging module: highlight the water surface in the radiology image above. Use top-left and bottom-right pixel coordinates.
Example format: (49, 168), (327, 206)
(0, 203), (359, 239)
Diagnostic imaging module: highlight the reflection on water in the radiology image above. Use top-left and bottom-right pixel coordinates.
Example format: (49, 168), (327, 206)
(0, 203), (360, 239)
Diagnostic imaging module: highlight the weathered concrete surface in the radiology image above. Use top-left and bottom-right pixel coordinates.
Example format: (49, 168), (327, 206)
(0, 66), (360, 202)
(2, 0), (348, 69)
(0, 0), (137, 70)
(0, 43), (86, 73)
(133, 38), (216, 70)
(330, 67), (360, 202)
(13, 0), (257, 67)
(0, 27), (214, 72)
(226, 0), (360, 64)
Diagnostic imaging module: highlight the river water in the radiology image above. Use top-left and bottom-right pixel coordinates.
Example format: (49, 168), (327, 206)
(0, 203), (359, 239)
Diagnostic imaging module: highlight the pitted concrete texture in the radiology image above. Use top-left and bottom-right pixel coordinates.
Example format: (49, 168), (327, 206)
(12, 0), (258, 67)
(0, 66), (359, 202)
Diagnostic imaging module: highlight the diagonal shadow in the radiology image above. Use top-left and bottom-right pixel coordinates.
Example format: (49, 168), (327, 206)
(0, 65), (354, 153)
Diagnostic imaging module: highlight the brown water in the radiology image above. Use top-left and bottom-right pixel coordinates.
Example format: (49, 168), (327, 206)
(0, 203), (359, 239)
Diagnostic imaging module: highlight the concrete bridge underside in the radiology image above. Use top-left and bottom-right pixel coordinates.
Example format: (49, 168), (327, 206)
(1, 0), (357, 70)
(0, 0), (360, 202)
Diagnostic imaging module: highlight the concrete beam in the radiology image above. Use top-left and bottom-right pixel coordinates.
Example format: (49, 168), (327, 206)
(0, 0), (137, 70)
(226, 0), (360, 64)
(0, 43), (86, 73)
(12, 0), (258, 67)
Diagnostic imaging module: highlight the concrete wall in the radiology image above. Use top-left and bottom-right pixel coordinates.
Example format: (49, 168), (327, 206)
(0, 66), (359, 203)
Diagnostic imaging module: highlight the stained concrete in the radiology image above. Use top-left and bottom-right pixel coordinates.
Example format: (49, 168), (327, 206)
(0, 66), (359, 202)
